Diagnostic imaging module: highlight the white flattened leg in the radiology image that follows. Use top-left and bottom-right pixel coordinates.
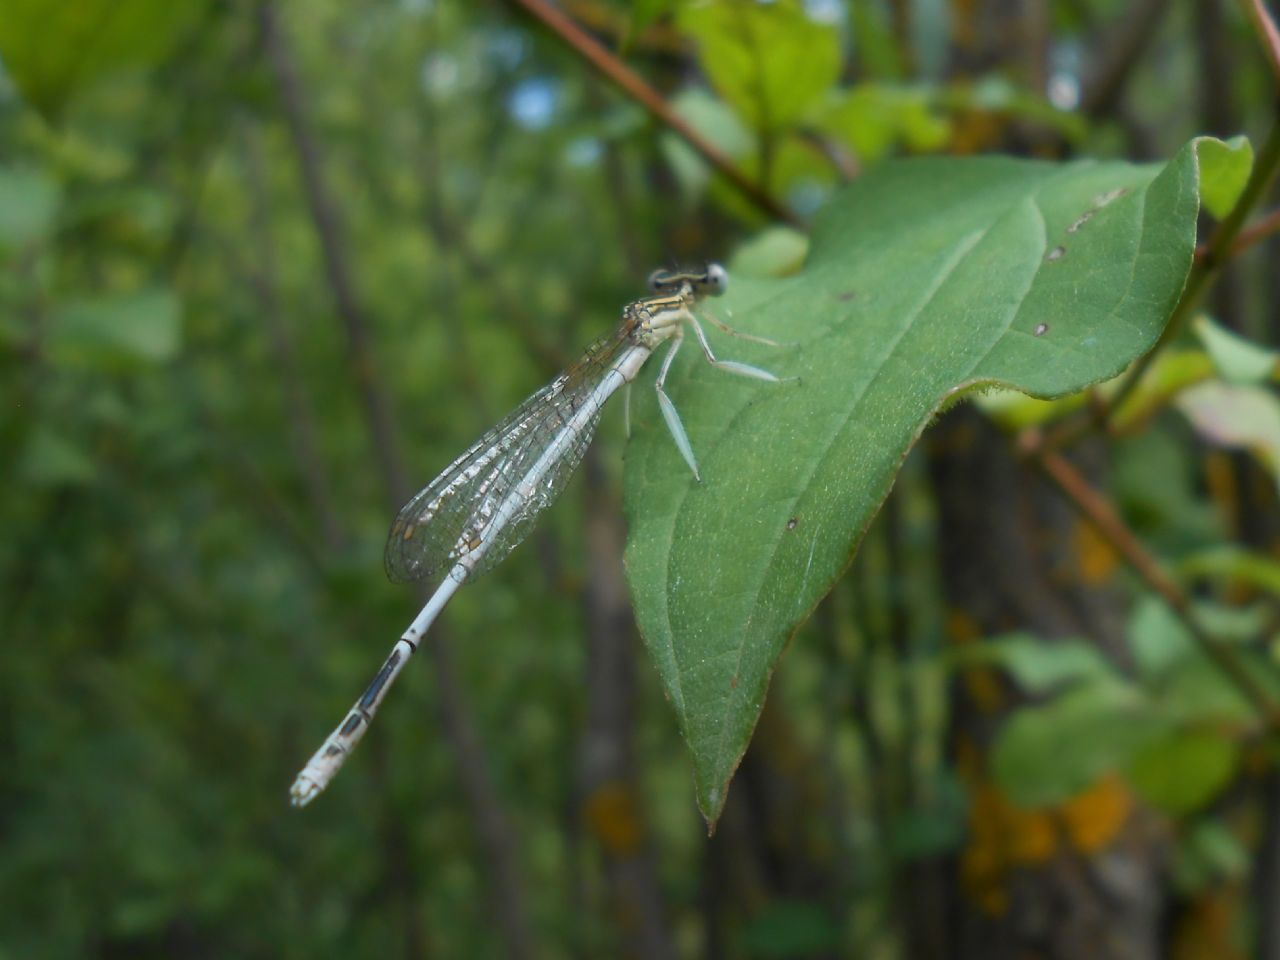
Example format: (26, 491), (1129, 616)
(654, 332), (701, 481)
(688, 314), (784, 383)
(623, 382), (632, 438)
(698, 304), (783, 347)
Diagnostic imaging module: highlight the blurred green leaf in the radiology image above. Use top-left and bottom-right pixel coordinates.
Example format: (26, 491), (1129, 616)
(1173, 819), (1250, 892)
(1193, 315), (1278, 385)
(0, 0), (205, 120)
(974, 384), (1088, 429)
(1110, 348), (1216, 430)
(1126, 593), (1275, 736)
(1127, 730), (1238, 815)
(1159, 655), (1266, 727)
(621, 0), (676, 50)
(678, 0), (840, 133)
(849, 0), (904, 79)
(818, 85), (950, 163)
(0, 167), (60, 249)
(48, 287), (182, 367)
(937, 76), (1088, 142)
(1176, 381), (1280, 491)
(740, 900), (842, 957)
(1196, 135), (1253, 220)
(1129, 595), (1196, 678)
(626, 140), (1206, 824)
(18, 426), (96, 486)
(991, 677), (1159, 808)
(1176, 545), (1280, 596)
(729, 226), (809, 278)
(955, 633), (1118, 694)
(662, 89), (754, 202)
(889, 771), (968, 859)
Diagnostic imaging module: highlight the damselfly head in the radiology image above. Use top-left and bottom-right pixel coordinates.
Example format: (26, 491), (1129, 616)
(647, 262), (729, 298)
(701, 262), (728, 296)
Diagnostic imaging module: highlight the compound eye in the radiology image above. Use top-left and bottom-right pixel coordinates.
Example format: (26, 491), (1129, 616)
(704, 262), (728, 296)
(647, 268), (668, 292)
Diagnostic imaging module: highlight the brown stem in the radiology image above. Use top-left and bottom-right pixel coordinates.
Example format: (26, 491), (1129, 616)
(259, 2), (409, 505)
(1023, 432), (1280, 727)
(504, 0), (803, 228)
(1197, 205), (1280, 262)
(1241, 0), (1280, 84)
(577, 449), (676, 958)
(239, 123), (346, 552)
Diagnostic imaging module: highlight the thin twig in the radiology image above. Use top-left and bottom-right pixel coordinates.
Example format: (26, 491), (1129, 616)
(259, 2), (408, 503)
(504, 0), (803, 228)
(239, 122), (346, 552)
(1021, 432), (1280, 727)
(1080, 0), (1173, 118)
(1241, 0), (1280, 84)
(1197, 204), (1280, 262)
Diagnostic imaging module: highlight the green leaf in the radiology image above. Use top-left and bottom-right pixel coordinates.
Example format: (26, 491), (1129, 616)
(818, 85), (951, 164)
(48, 288), (182, 367)
(1128, 595), (1196, 679)
(1173, 819), (1249, 892)
(1128, 595), (1274, 725)
(1127, 730), (1238, 815)
(1176, 381), (1280, 492)
(991, 678), (1160, 808)
(18, 426), (96, 486)
(954, 632), (1119, 694)
(661, 89), (754, 202)
(973, 384), (1089, 429)
(728, 227), (809, 278)
(1196, 135), (1253, 219)
(1110, 348), (1215, 431)
(936, 76), (1087, 143)
(0, 167), (60, 249)
(621, 0), (676, 50)
(740, 900), (842, 957)
(1159, 655), (1267, 727)
(678, 0), (841, 133)
(625, 139), (1208, 825)
(0, 0), (205, 120)
(1176, 545), (1280, 596)
(1193, 315), (1278, 384)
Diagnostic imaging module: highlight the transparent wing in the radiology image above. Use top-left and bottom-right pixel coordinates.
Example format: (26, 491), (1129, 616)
(385, 328), (630, 584)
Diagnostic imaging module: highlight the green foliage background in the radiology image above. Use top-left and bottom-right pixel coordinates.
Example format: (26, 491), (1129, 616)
(3, 0), (1280, 957)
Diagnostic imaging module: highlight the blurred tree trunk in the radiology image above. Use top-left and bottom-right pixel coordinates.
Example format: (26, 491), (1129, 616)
(576, 450), (677, 960)
(703, 697), (839, 959)
(923, 405), (1164, 960)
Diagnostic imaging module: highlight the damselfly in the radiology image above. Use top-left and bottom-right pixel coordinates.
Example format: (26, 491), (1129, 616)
(290, 263), (783, 806)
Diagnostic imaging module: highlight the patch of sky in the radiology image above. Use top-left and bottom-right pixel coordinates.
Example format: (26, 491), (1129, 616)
(804, 0), (844, 25)
(1048, 39), (1082, 111)
(508, 77), (558, 130)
